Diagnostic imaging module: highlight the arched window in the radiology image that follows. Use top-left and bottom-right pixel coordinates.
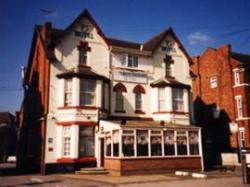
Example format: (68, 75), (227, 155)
(133, 85), (145, 112)
(113, 83), (127, 112)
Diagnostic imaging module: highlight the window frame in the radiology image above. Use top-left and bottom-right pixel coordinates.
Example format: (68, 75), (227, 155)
(115, 90), (124, 111)
(235, 95), (243, 119)
(64, 79), (72, 106)
(210, 76), (218, 88)
(80, 79), (96, 106)
(172, 88), (184, 112)
(234, 70), (240, 85)
(62, 126), (71, 157)
(79, 47), (88, 65)
(158, 88), (166, 112)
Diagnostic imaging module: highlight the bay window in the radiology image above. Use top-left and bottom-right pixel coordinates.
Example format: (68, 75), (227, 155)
(80, 79), (96, 106)
(173, 88), (184, 111)
(79, 126), (95, 157)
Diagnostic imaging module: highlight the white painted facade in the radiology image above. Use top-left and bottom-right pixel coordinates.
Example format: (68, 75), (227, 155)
(43, 13), (195, 167)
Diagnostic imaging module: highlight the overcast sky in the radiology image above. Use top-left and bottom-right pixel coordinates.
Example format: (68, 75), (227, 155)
(0, 0), (250, 113)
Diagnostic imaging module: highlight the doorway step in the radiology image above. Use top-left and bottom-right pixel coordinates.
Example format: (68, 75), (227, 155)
(75, 167), (109, 174)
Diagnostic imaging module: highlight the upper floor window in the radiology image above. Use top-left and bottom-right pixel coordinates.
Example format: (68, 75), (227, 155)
(80, 79), (96, 106)
(164, 55), (174, 77)
(64, 79), (72, 106)
(77, 41), (91, 66)
(133, 84), (146, 112)
(116, 90), (124, 111)
(113, 83), (127, 112)
(172, 88), (184, 111)
(210, 76), (217, 88)
(234, 70), (240, 85)
(158, 88), (166, 111)
(79, 48), (87, 65)
(121, 54), (138, 68)
(235, 96), (243, 119)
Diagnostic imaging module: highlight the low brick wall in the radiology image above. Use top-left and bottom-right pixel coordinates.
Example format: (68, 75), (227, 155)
(104, 157), (202, 176)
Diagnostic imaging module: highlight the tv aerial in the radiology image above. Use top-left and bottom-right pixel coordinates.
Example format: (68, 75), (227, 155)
(40, 9), (55, 21)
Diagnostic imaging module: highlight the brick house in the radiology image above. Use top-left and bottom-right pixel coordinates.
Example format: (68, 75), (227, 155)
(191, 44), (250, 168)
(18, 9), (203, 175)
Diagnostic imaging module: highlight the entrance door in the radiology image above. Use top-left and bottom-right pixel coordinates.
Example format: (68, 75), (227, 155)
(100, 138), (104, 167)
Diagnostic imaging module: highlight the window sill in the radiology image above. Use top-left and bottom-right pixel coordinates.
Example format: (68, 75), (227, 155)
(135, 110), (145, 114)
(115, 110), (126, 113)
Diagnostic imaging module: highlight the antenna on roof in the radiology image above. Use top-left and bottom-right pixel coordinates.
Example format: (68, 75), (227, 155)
(40, 9), (55, 22)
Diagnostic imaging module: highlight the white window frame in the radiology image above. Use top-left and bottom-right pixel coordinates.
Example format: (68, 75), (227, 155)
(80, 79), (96, 106)
(172, 88), (184, 112)
(104, 128), (201, 159)
(121, 54), (138, 68)
(210, 76), (217, 88)
(158, 88), (166, 111)
(62, 126), (71, 157)
(239, 127), (245, 148)
(64, 79), (72, 106)
(165, 62), (172, 77)
(234, 69), (240, 85)
(235, 95), (243, 119)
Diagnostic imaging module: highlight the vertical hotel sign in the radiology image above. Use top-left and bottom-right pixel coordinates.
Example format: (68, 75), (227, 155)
(113, 69), (148, 84)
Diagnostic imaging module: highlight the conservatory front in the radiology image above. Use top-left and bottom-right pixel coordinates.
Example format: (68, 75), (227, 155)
(97, 120), (203, 176)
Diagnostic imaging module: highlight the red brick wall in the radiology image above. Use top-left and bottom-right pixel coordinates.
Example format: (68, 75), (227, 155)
(191, 45), (250, 149)
(104, 157), (202, 176)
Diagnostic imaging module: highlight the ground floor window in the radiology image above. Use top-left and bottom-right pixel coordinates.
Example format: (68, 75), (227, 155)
(189, 131), (199, 155)
(79, 126), (95, 157)
(177, 131), (187, 155)
(113, 130), (119, 157)
(151, 131), (162, 156)
(137, 130), (148, 156)
(104, 128), (200, 158)
(164, 130), (175, 156)
(105, 136), (111, 156)
(122, 130), (135, 156)
(62, 126), (71, 157)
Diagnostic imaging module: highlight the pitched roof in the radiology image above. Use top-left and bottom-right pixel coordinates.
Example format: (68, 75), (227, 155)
(142, 27), (191, 61)
(107, 37), (141, 49)
(150, 77), (191, 89)
(56, 67), (109, 82)
(230, 51), (250, 65)
(54, 9), (108, 45)
(0, 112), (14, 124)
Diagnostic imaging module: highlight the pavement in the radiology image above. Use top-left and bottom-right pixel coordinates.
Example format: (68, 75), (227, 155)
(0, 163), (248, 187)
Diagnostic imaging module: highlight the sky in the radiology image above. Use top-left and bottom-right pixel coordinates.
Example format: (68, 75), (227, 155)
(0, 0), (250, 113)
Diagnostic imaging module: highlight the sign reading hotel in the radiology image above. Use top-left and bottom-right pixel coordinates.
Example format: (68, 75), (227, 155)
(113, 70), (148, 84)
(74, 24), (94, 39)
(161, 40), (176, 53)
